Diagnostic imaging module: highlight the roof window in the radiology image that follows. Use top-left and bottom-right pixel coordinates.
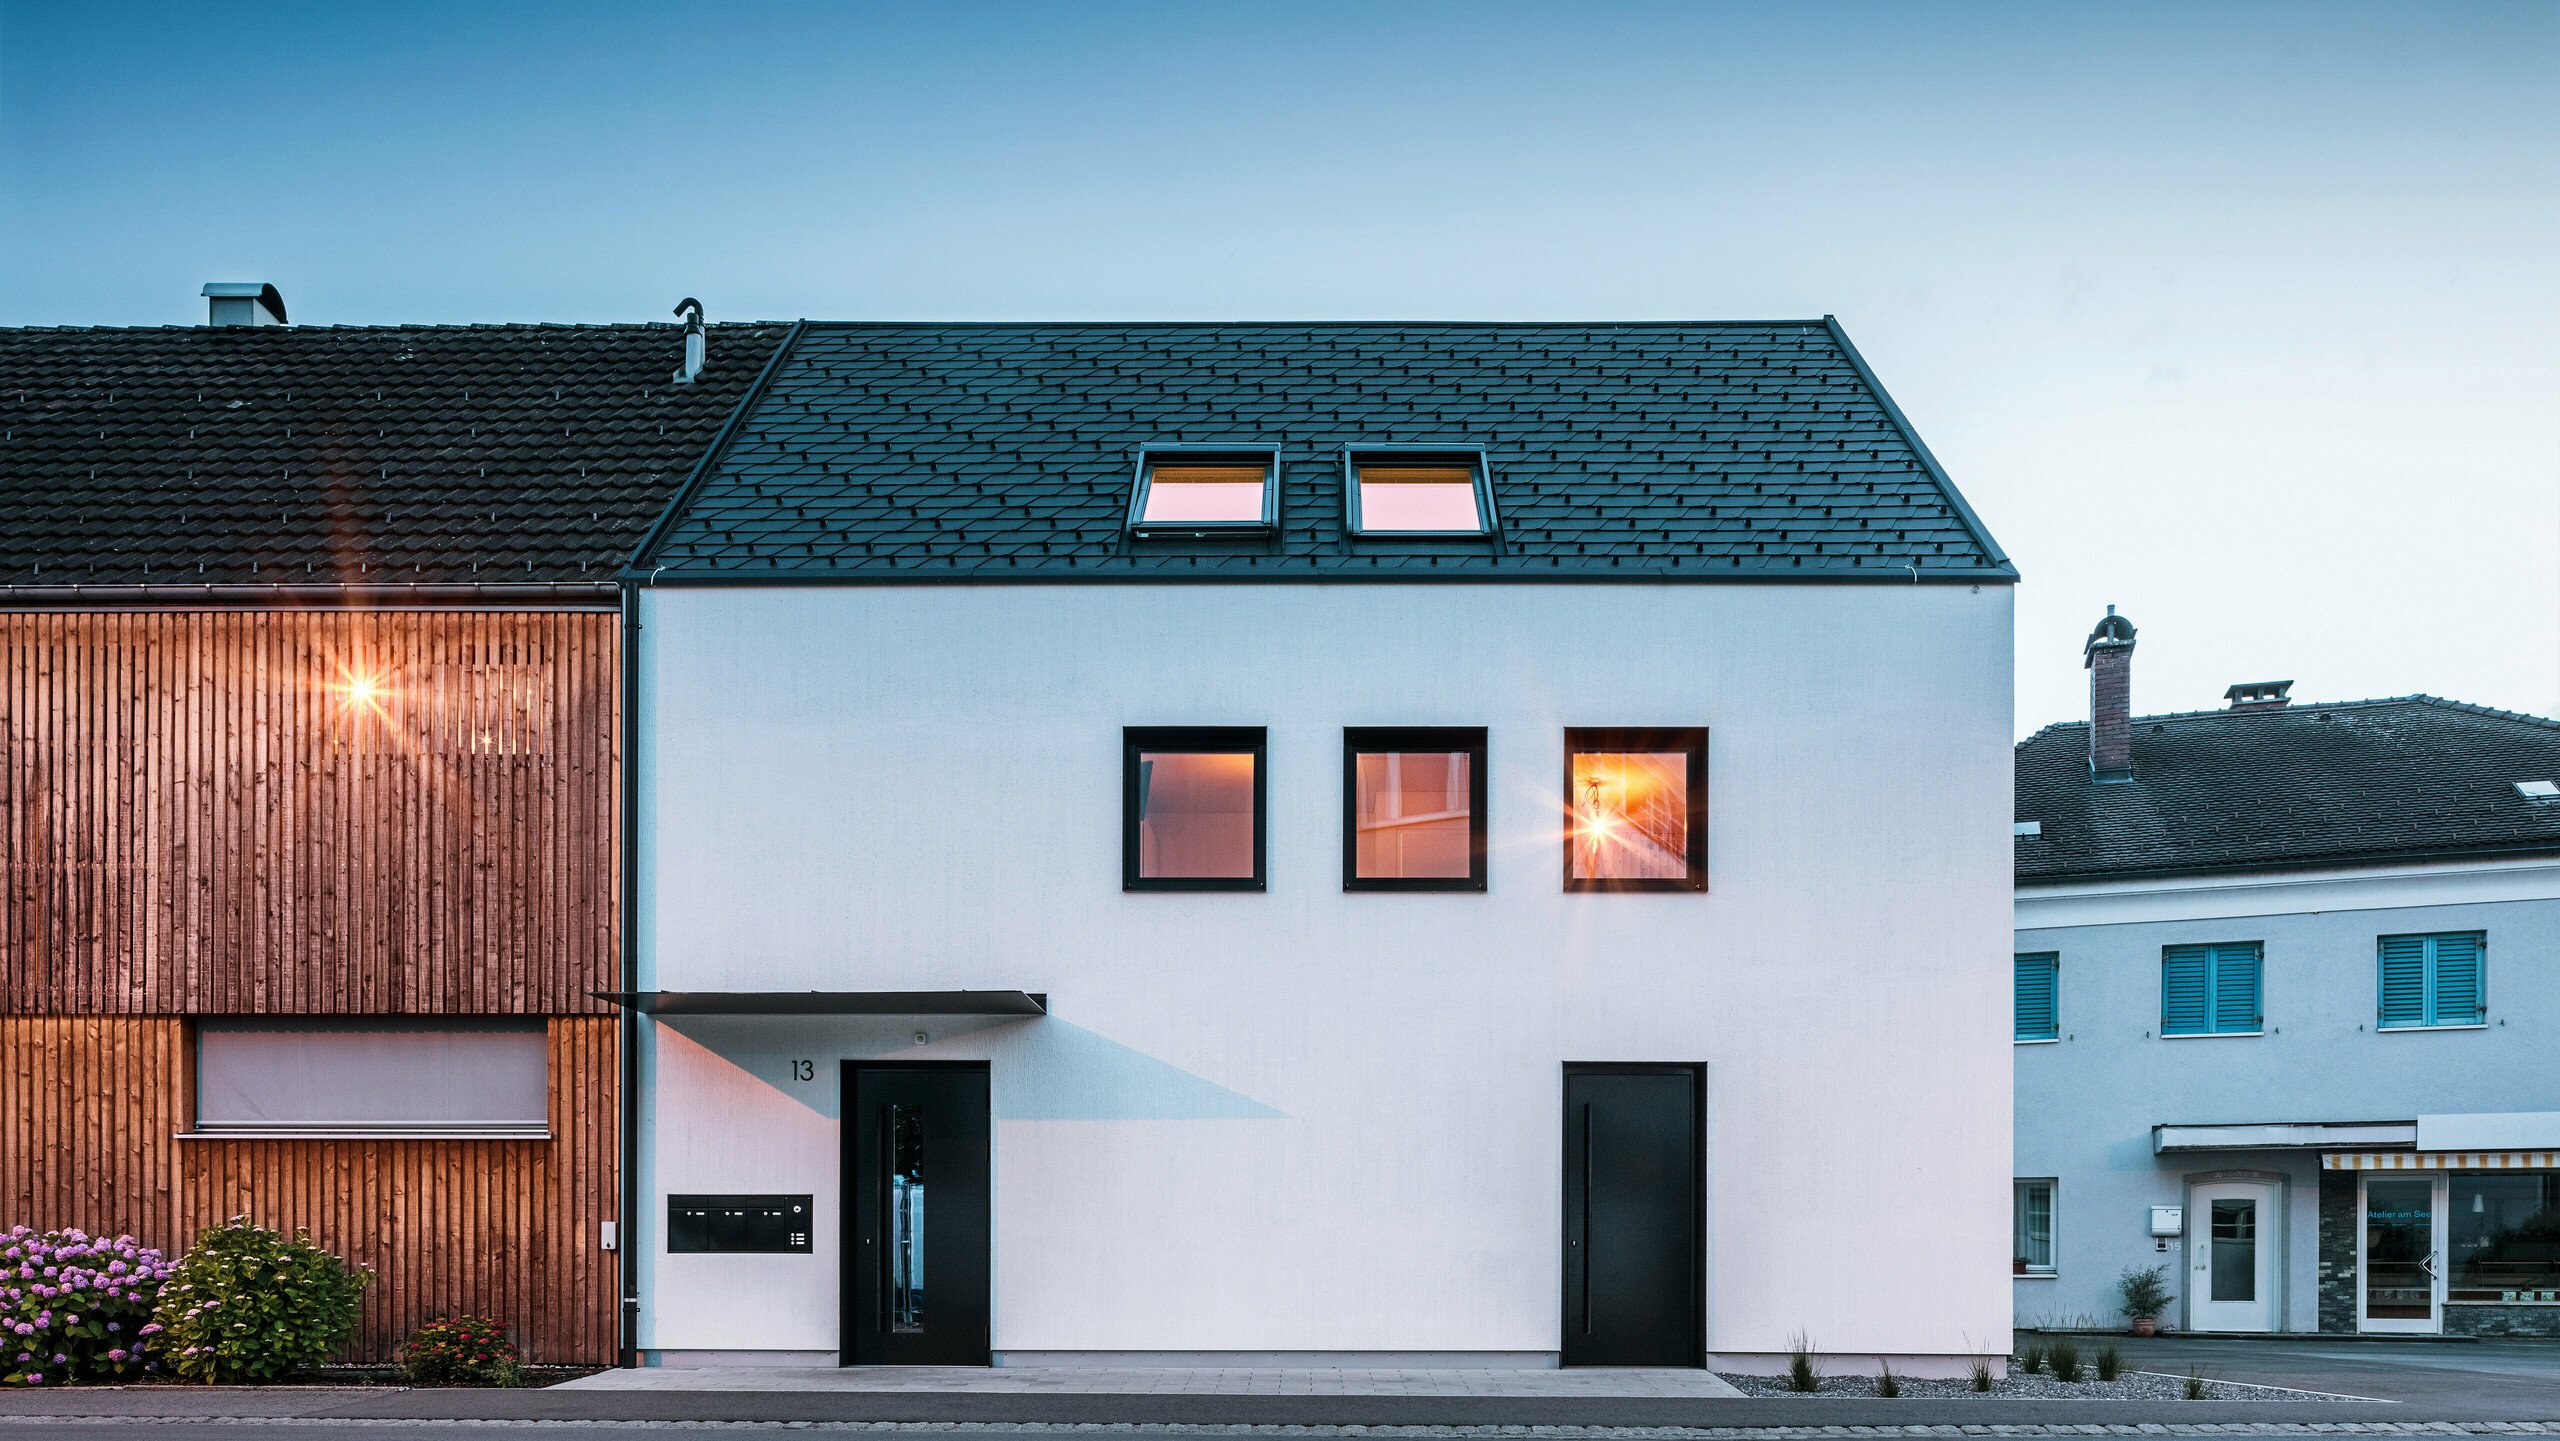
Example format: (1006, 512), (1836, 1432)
(1126, 446), (1278, 539)
(1345, 448), (1495, 537)
(2517, 780), (2559, 800)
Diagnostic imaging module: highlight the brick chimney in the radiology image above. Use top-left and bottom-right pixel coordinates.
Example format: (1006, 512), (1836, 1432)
(2084, 606), (2137, 783)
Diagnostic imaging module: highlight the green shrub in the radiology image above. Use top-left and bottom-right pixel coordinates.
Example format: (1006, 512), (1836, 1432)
(153, 1216), (372, 1383)
(0, 1226), (173, 1386)
(399, 1316), (521, 1387)
(2095, 1343), (2122, 1382)
(2118, 1263), (2173, 1323)
(2049, 1336), (2083, 1383)
(1785, 1331), (1822, 1392)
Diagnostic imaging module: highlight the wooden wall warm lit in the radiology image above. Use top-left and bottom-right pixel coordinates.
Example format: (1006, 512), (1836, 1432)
(0, 610), (623, 1363)
(0, 1015), (619, 1362)
(0, 609), (618, 1014)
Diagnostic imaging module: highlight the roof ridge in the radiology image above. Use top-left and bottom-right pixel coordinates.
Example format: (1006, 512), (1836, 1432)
(2021, 693), (2560, 733)
(0, 321), (791, 335)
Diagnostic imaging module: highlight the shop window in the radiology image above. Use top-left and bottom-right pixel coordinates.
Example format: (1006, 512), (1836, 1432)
(2161, 942), (2260, 1035)
(2449, 1172), (2560, 1302)
(1344, 727), (1487, 891)
(1564, 728), (1707, 891)
(1124, 727), (1266, 890)
(2014, 1179), (2056, 1275)
(194, 1019), (547, 1136)
(1126, 447), (1279, 539)
(2378, 932), (2485, 1029)
(2015, 953), (2059, 1041)
(1344, 449), (1495, 536)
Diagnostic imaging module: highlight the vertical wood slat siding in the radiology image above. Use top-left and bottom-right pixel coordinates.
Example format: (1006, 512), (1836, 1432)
(0, 610), (617, 1015)
(0, 1015), (618, 1363)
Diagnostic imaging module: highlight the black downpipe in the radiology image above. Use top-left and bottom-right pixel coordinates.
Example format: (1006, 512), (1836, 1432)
(618, 578), (641, 1367)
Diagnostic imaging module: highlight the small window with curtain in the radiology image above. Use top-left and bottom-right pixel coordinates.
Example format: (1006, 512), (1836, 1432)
(1124, 727), (1266, 891)
(193, 1018), (549, 1137)
(1343, 727), (1487, 892)
(1126, 446), (1278, 539)
(1563, 728), (1707, 892)
(2015, 953), (2059, 1041)
(1344, 449), (1495, 536)
(2014, 1179), (2056, 1275)
(2378, 932), (2485, 1029)
(2161, 942), (2262, 1036)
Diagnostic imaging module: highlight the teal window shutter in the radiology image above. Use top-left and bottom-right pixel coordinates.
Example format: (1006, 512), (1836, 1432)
(2162, 947), (2210, 1034)
(2015, 954), (2059, 1041)
(2428, 934), (2481, 1025)
(2211, 944), (2262, 1033)
(2378, 936), (2428, 1028)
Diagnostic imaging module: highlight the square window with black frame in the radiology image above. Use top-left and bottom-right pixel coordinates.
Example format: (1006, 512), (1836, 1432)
(1126, 447), (1279, 539)
(1563, 728), (1708, 892)
(1344, 727), (1487, 891)
(1344, 449), (1495, 536)
(1124, 727), (1267, 890)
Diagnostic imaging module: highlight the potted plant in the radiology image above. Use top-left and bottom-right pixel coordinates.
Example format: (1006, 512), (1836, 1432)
(2014, 1256), (2029, 1275)
(2119, 1262), (2172, 1336)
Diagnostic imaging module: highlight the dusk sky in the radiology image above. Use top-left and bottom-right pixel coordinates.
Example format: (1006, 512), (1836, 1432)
(6, 1), (2552, 736)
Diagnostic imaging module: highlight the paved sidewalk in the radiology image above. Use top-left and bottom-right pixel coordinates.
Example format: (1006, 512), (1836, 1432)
(557, 1366), (1747, 1396)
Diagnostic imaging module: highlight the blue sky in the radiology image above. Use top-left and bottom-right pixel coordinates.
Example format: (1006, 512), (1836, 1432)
(6, 1), (2553, 735)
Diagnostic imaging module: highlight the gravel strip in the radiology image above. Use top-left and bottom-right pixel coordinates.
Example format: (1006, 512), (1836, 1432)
(1714, 1368), (2373, 1400)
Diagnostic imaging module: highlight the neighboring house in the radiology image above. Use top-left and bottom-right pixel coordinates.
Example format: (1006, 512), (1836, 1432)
(2013, 611), (2560, 1336)
(621, 318), (2020, 1371)
(0, 287), (784, 1362)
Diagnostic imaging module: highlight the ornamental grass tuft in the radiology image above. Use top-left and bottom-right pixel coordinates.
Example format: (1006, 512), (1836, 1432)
(2016, 1340), (2047, 1374)
(400, 1316), (522, 1387)
(1785, 1331), (1822, 1392)
(1873, 1358), (1900, 1397)
(2095, 1343), (2123, 1382)
(1966, 1354), (1995, 1391)
(0, 1226), (174, 1386)
(153, 1216), (372, 1384)
(2049, 1336), (2084, 1383)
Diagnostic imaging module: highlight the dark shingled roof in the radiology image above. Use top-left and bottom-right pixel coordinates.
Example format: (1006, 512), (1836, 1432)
(2015, 696), (2560, 883)
(0, 321), (787, 597)
(633, 318), (2014, 584)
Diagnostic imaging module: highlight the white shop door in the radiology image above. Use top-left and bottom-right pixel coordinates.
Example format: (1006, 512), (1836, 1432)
(2188, 1181), (2277, 1333)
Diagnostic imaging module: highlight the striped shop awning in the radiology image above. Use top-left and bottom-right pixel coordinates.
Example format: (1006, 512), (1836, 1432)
(2324, 1151), (2560, 1170)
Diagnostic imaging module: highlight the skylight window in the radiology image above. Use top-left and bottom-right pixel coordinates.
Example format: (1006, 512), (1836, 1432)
(1126, 446), (1278, 538)
(2517, 780), (2560, 800)
(1345, 449), (1495, 537)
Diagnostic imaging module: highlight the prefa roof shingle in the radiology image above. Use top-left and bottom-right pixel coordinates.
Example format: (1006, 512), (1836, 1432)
(0, 321), (787, 595)
(633, 318), (2015, 584)
(2014, 696), (2560, 883)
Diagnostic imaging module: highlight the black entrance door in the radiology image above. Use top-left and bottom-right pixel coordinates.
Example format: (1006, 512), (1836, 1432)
(843, 1063), (991, 1365)
(1561, 1064), (1702, 1367)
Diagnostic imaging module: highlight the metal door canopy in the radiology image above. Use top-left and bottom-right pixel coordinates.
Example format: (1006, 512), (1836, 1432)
(592, 990), (1047, 1016)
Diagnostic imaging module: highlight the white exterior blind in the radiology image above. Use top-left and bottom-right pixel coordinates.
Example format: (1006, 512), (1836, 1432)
(196, 1021), (548, 1135)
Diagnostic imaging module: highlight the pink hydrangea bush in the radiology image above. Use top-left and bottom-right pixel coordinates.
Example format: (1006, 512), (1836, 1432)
(0, 1226), (171, 1386)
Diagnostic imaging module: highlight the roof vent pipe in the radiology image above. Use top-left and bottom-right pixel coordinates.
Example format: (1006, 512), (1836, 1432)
(203, 283), (286, 326)
(2224, 680), (2294, 712)
(671, 298), (706, 383)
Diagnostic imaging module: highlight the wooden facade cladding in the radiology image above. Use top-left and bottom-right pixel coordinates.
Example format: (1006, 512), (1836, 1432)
(0, 1015), (618, 1362)
(0, 610), (618, 1014)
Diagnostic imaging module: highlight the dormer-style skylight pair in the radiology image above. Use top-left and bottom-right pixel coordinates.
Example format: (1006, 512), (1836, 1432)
(1125, 444), (1497, 540)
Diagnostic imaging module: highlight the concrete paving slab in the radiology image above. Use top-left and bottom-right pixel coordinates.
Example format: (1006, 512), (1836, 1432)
(555, 1365), (1748, 1396)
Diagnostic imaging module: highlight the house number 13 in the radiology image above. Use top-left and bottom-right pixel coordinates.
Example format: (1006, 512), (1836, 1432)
(790, 1059), (815, 1081)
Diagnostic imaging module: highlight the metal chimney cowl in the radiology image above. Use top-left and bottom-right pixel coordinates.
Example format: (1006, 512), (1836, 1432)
(671, 298), (706, 383)
(203, 283), (286, 326)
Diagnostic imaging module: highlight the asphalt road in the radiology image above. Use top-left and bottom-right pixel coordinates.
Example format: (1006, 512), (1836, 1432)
(2104, 1333), (2560, 1409)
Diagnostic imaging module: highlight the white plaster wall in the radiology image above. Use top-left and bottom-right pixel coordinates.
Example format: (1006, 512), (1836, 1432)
(636, 581), (2014, 1360)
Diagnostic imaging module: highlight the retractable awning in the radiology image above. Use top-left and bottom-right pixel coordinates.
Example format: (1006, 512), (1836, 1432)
(2325, 1151), (2560, 1170)
(2153, 1120), (2414, 1153)
(592, 990), (1046, 1017)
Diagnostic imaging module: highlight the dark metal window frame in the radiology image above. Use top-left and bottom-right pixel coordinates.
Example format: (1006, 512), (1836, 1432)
(1123, 726), (1268, 892)
(1342, 726), (1489, 893)
(1562, 727), (1709, 893)
(1341, 444), (1501, 539)
(1124, 442), (1282, 540)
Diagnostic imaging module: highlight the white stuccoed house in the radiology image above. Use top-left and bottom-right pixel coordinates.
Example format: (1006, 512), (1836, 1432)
(612, 318), (2019, 1373)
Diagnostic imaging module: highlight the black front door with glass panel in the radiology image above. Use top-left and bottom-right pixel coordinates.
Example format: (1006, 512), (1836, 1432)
(1561, 1064), (1703, 1367)
(843, 1063), (991, 1365)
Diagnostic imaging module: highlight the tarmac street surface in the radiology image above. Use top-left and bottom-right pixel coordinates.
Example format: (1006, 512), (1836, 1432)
(2104, 1333), (2560, 1410)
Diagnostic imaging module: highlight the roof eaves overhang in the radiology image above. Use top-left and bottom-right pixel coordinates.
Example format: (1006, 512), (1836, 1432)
(592, 989), (1047, 1017)
(616, 565), (2025, 588)
(0, 582), (622, 612)
(2018, 841), (2560, 890)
